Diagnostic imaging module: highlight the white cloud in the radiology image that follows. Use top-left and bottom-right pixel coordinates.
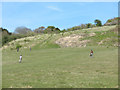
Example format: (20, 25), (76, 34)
(47, 6), (62, 12)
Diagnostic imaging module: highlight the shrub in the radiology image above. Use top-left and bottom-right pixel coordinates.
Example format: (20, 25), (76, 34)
(16, 44), (22, 49)
(24, 39), (30, 42)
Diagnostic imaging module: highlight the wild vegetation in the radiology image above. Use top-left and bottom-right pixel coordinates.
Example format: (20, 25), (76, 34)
(1, 18), (115, 46)
(2, 25), (118, 50)
(104, 17), (119, 26)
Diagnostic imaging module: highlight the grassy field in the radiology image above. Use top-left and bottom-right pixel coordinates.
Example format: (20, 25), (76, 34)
(2, 25), (118, 88)
(2, 46), (118, 88)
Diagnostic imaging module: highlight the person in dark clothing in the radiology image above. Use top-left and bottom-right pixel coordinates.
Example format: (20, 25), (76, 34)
(17, 48), (19, 52)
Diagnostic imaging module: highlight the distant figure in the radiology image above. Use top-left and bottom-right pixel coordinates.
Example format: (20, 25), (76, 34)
(90, 49), (93, 57)
(17, 48), (19, 52)
(19, 55), (22, 63)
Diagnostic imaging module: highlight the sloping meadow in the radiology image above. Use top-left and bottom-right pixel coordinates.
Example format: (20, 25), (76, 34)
(2, 25), (118, 50)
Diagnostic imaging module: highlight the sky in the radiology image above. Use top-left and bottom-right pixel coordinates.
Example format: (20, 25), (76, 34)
(1, 2), (118, 32)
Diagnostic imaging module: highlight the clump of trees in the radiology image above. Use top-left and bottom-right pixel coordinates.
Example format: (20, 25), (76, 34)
(1, 27), (28, 46)
(65, 19), (101, 32)
(34, 26), (45, 34)
(34, 26), (60, 34)
(44, 26), (60, 34)
(1, 26), (61, 45)
(1, 27), (12, 45)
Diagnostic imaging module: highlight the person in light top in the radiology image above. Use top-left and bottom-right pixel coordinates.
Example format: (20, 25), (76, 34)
(19, 55), (22, 63)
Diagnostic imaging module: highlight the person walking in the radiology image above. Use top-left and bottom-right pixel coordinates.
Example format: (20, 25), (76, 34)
(90, 49), (93, 57)
(30, 47), (31, 51)
(19, 55), (22, 63)
(17, 48), (19, 52)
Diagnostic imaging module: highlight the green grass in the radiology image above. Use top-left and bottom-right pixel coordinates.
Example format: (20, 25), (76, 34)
(79, 29), (118, 46)
(2, 25), (118, 88)
(2, 46), (118, 88)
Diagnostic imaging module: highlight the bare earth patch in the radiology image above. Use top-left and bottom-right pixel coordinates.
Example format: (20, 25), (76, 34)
(55, 34), (90, 47)
(89, 33), (96, 37)
(98, 38), (111, 45)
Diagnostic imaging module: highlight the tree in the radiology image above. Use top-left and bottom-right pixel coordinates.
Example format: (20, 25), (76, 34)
(14, 26), (32, 34)
(53, 28), (60, 33)
(94, 19), (102, 26)
(86, 23), (90, 28)
(40, 26), (45, 31)
(1, 28), (12, 45)
(53, 28), (60, 31)
(86, 23), (93, 28)
(44, 26), (56, 33)
(62, 29), (66, 32)
(0, 28), (12, 36)
(47, 26), (55, 31)
(34, 26), (45, 33)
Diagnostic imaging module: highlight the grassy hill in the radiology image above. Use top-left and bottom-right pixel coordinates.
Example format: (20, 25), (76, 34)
(2, 25), (118, 50)
(2, 25), (118, 88)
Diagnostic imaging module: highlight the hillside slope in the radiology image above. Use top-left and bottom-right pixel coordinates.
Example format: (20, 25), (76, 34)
(2, 25), (118, 50)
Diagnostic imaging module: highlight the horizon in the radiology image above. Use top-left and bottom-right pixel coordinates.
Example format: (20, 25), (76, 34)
(1, 2), (118, 32)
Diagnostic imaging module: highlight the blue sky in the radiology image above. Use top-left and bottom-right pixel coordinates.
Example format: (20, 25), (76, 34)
(2, 2), (118, 32)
